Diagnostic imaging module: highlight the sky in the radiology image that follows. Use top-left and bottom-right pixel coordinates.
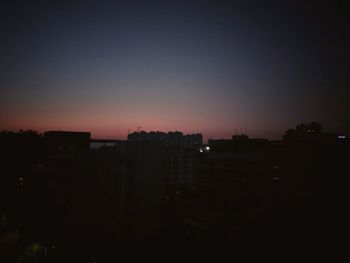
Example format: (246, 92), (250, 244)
(1, 0), (349, 140)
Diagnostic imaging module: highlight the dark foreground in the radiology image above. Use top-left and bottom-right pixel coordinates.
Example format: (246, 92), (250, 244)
(1, 127), (348, 261)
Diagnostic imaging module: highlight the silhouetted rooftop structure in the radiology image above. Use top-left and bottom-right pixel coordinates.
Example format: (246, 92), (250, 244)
(283, 122), (323, 141)
(44, 131), (91, 150)
(208, 134), (268, 154)
(128, 131), (202, 149)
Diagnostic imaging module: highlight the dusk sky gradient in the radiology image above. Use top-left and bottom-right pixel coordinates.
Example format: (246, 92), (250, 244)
(1, 0), (349, 140)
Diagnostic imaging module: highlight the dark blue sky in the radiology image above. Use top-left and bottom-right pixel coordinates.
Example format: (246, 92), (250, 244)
(1, 0), (349, 140)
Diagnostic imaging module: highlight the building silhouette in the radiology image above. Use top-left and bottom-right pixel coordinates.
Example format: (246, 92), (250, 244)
(128, 131), (202, 149)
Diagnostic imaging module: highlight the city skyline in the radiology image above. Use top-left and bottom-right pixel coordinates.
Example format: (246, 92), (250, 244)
(1, 0), (350, 141)
(2, 120), (347, 145)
